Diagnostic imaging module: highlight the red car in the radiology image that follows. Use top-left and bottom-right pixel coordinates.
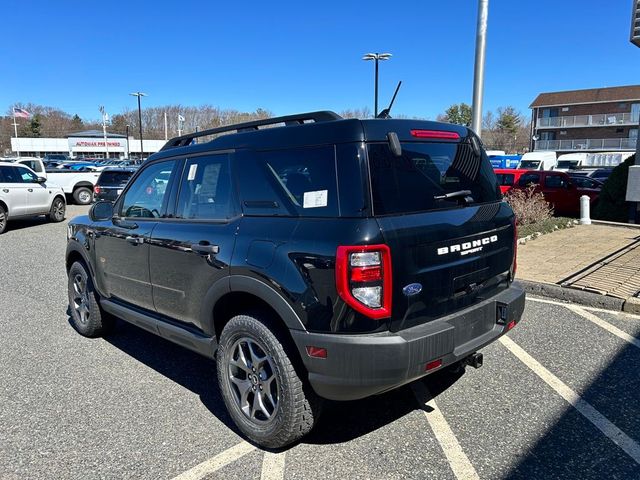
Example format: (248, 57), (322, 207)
(511, 170), (600, 216)
(494, 169), (529, 195)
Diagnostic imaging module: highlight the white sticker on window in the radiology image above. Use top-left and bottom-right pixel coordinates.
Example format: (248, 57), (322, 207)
(187, 164), (198, 181)
(303, 190), (328, 208)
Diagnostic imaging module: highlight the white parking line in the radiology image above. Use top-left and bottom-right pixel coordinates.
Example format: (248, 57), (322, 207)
(564, 304), (640, 350)
(412, 382), (480, 480)
(171, 442), (256, 480)
(260, 451), (286, 480)
(499, 335), (640, 465)
(526, 296), (625, 315)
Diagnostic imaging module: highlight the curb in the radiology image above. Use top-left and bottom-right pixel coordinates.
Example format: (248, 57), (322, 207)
(516, 279), (625, 311)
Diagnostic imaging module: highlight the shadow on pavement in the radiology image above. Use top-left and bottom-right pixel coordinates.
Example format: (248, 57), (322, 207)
(80, 314), (468, 447)
(503, 339), (640, 479)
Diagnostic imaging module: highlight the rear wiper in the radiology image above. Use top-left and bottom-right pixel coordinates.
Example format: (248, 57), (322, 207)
(433, 190), (475, 204)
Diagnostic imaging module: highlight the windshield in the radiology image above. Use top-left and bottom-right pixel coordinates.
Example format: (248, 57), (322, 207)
(557, 160), (579, 169)
(519, 160), (541, 169)
(367, 142), (500, 215)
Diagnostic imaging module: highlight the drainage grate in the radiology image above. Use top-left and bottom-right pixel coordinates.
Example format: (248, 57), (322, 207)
(561, 241), (640, 299)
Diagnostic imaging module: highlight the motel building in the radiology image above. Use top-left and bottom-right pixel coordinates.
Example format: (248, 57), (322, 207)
(10, 130), (166, 159)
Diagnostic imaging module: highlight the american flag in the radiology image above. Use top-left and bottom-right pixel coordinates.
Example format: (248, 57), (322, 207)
(13, 108), (30, 118)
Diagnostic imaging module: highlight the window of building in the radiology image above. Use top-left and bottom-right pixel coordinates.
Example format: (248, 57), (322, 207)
(176, 155), (234, 220)
(630, 129), (638, 139)
(119, 160), (176, 218)
(560, 131), (567, 136)
(562, 107), (569, 112)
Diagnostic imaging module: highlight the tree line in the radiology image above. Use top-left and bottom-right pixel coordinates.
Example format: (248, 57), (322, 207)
(437, 103), (531, 153)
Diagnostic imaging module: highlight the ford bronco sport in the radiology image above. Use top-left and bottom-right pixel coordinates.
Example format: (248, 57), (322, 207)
(65, 111), (525, 448)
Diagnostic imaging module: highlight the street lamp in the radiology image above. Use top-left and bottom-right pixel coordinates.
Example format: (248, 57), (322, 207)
(125, 124), (130, 158)
(362, 53), (392, 117)
(129, 92), (147, 159)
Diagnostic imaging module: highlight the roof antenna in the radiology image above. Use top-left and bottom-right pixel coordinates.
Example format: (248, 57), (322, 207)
(376, 81), (402, 119)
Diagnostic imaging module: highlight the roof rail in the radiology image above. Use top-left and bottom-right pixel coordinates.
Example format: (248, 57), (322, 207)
(160, 110), (343, 151)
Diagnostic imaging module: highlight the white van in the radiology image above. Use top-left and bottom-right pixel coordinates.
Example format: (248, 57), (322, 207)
(555, 153), (588, 172)
(518, 151), (557, 170)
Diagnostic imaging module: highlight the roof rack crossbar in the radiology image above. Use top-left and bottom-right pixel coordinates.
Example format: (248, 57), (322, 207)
(160, 110), (342, 150)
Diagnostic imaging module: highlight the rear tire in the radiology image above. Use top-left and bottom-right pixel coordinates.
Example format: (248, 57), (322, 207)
(48, 197), (66, 222)
(0, 204), (7, 234)
(68, 261), (114, 337)
(73, 187), (93, 205)
(217, 314), (322, 448)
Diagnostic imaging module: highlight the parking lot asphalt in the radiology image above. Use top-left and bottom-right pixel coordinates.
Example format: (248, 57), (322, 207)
(1, 207), (640, 479)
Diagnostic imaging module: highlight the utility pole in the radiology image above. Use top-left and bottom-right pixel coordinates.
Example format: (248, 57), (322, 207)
(130, 92), (146, 159)
(471, 0), (489, 137)
(11, 111), (20, 157)
(164, 112), (168, 141)
(125, 125), (130, 158)
(99, 106), (109, 159)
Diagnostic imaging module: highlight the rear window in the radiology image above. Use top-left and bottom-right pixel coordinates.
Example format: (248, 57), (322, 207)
(367, 142), (499, 215)
(496, 173), (515, 186)
(99, 171), (134, 186)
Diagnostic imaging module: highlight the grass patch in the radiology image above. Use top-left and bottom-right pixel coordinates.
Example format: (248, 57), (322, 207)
(518, 217), (575, 239)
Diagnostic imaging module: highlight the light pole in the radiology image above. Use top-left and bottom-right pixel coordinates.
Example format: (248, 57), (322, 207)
(471, 0), (489, 137)
(362, 53), (392, 117)
(130, 92), (147, 159)
(125, 124), (130, 158)
(99, 106), (109, 159)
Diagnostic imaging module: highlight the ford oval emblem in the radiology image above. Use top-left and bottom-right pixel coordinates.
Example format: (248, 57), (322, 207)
(402, 283), (423, 297)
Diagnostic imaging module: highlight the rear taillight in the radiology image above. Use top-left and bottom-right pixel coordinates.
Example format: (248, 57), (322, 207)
(511, 218), (518, 279)
(336, 245), (392, 320)
(94, 185), (101, 194)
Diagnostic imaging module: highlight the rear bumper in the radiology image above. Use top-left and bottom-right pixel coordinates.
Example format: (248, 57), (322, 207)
(291, 284), (525, 401)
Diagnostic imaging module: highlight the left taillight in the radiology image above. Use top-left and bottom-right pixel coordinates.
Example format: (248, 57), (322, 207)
(336, 244), (392, 320)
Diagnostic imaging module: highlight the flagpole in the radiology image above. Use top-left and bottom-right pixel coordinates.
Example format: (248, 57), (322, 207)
(178, 114), (182, 137)
(164, 112), (168, 141)
(12, 109), (20, 158)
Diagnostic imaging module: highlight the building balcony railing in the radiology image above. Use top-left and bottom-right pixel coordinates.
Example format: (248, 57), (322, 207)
(535, 138), (638, 151)
(537, 112), (639, 128)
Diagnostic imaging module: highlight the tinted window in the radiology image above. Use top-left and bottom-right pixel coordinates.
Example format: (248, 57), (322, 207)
(176, 155), (233, 220)
(518, 173), (541, 187)
(592, 170), (612, 180)
(368, 141), (499, 215)
(119, 160), (176, 218)
(98, 171), (134, 186)
(20, 160), (42, 172)
(0, 166), (12, 183)
(239, 146), (338, 217)
(544, 175), (568, 188)
(495, 173), (514, 186)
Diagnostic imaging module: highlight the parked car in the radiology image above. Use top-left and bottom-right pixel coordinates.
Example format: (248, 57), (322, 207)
(93, 168), (136, 202)
(514, 170), (599, 216)
(0, 162), (66, 234)
(16, 158), (100, 205)
(494, 169), (530, 194)
(66, 110), (524, 448)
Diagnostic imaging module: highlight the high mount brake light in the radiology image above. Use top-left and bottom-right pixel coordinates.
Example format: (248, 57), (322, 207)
(410, 129), (461, 140)
(336, 244), (392, 320)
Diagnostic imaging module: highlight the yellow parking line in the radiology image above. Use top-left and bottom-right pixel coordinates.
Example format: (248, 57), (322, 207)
(260, 451), (286, 480)
(564, 304), (640, 349)
(171, 441), (256, 480)
(500, 335), (640, 465)
(412, 382), (480, 480)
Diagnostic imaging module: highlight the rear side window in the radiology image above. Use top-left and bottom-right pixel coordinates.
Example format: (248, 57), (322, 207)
(496, 173), (514, 186)
(99, 171), (134, 186)
(176, 155), (234, 220)
(367, 142), (499, 215)
(238, 146), (339, 217)
(518, 173), (541, 187)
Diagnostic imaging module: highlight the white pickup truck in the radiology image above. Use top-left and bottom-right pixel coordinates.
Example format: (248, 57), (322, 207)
(16, 158), (99, 205)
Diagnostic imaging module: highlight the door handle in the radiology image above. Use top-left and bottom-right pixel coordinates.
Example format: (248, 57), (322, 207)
(126, 236), (144, 245)
(190, 243), (220, 255)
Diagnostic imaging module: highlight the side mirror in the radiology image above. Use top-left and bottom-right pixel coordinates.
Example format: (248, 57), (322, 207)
(89, 201), (114, 221)
(36, 177), (47, 183)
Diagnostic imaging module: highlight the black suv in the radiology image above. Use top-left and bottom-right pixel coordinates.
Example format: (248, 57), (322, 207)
(93, 168), (137, 202)
(66, 111), (525, 448)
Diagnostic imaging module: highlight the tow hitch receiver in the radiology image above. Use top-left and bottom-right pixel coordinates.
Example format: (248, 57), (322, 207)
(463, 352), (483, 369)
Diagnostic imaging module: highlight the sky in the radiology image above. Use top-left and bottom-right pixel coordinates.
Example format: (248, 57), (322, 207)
(1, 0), (640, 123)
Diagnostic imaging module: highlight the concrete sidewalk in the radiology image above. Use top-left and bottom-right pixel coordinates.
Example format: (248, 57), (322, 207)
(516, 223), (640, 313)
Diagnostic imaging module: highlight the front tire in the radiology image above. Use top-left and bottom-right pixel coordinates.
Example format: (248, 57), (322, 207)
(0, 204), (7, 234)
(217, 314), (322, 448)
(67, 261), (114, 337)
(48, 197), (66, 222)
(73, 187), (93, 205)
